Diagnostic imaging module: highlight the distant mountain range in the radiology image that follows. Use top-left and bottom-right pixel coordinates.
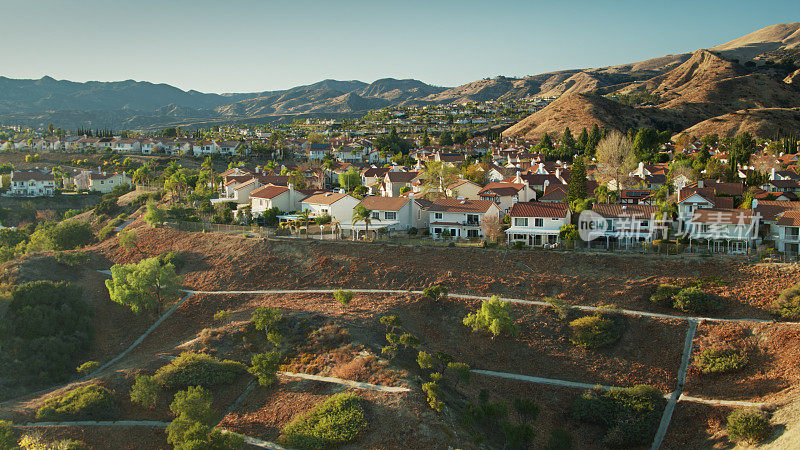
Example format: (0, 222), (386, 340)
(1, 22), (799, 135)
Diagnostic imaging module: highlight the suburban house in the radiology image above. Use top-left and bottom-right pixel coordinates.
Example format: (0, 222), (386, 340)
(10, 170), (56, 196)
(676, 185), (735, 224)
(446, 179), (483, 200)
(589, 204), (663, 248)
(774, 210), (800, 257)
(381, 171), (420, 197)
(300, 192), (361, 227)
(505, 201), (571, 247)
(111, 139), (141, 154)
(753, 200), (800, 246)
(478, 182), (537, 216)
(686, 208), (759, 254)
(224, 178), (264, 204)
(250, 184), (306, 215)
(88, 172), (131, 194)
(428, 199), (500, 240)
(306, 143), (331, 161)
(352, 196), (418, 233)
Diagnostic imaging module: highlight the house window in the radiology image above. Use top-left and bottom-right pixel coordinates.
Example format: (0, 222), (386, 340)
(372, 211), (379, 219)
(534, 218), (544, 227)
(514, 218), (528, 227)
(467, 229), (479, 238)
(787, 227), (800, 240)
(466, 214), (479, 225)
(513, 234), (525, 240)
(434, 213), (443, 220)
(641, 220), (649, 227)
(434, 227), (442, 235)
(385, 211), (396, 220)
(700, 224), (711, 233)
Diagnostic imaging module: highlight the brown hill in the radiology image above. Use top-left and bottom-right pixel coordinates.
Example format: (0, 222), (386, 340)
(678, 107), (800, 139)
(501, 92), (681, 139)
(710, 22), (800, 61)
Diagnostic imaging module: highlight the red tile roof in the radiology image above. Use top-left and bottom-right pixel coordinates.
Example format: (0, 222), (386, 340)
(356, 196), (410, 211)
(510, 201), (569, 218)
(691, 208), (756, 225)
(250, 184), (289, 200)
(592, 204), (659, 218)
(776, 210), (800, 227)
(429, 199), (496, 213)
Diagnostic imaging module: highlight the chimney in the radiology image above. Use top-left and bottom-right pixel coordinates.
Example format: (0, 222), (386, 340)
(752, 199), (759, 209)
(538, 162), (544, 172)
(771, 167), (776, 180)
(515, 171), (522, 183)
(408, 192), (414, 200)
(697, 180), (704, 189)
(255, 166), (261, 174)
(543, 179), (550, 191)
(555, 168), (561, 180)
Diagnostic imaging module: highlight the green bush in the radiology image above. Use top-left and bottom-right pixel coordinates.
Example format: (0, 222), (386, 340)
(157, 251), (184, 271)
(0, 420), (13, 449)
(53, 251), (90, 267)
(463, 296), (518, 337)
(672, 287), (720, 314)
(422, 284), (448, 301)
(166, 386), (242, 449)
(27, 221), (95, 252)
(447, 362), (471, 381)
(379, 315), (401, 328)
(94, 197), (119, 216)
(697, 347), (748, 374)
(398, 333), (420, 348)
(76, 361), (100, 375)
(3, 280), (93, 384)
(130, 374), (160, 409)
(105, 256), (181, 314)
(333, 289), (354, 306)
(154, 352), (247, 388)
(280, 393), (366, 449)
(501, 421), (535, 450)
(249, 351), (281, 387)
(727, 409), (771, 444)
(213, 309), (232, 322)
(572, 385), (664, 447)
(35, 384), (117, 421)
(97, 224), (116, 241)
(545, 297), (572, 320)
(650, 284), (681, 306)
(569, 314), (624, 348)
(417, 351), (436, 370)
(252, 307), (282, 332)
(512, 398), (539, 419)
(17, 434), (88, 450)
(773, 284), (800, 321)
(422, 380), (444, 412)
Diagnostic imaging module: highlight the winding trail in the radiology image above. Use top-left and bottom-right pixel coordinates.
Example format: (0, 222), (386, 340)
(15, 420), (170, 427)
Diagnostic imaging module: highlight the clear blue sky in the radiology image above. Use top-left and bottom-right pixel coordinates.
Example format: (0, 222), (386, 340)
(1, 0), (797, 93)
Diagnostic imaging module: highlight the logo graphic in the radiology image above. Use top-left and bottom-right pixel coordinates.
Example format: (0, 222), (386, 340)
(577, 210), (607, 242)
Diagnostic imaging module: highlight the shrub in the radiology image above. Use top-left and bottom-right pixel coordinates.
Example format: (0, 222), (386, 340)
(249, 351), (281, 387)
(166, 386), (241, 449)
(0, 420), (13, 449)
(213, 309), (232, 323)
(280, 393), (366, 449)
(53, 251), (90, 267)
(94, 197), (119, 216)
(463, 296), (518, 337)
(105, 256), (181, 314)
(422, 381), (444, 412)
(76, 361), (100, 375)
(512, 398), (539, 419)
(130, 374), (160, 409)
(422, 284), (448, 301)
(773, 284), (800, 321)
(252, 307), (282, 332)
(417, 351), (436, 370)
(545, 429), (573, 450)
(154, 352), (247, 388)
(398, 333), (420, 348)
(569, 314), (624, 349)
(144, 201), (166, 227)
(27, 221), (95, 252)
(697, 347), (748, 374)
(447, 362), (471, 381)
(35, 385), (117, 421)
(118, 230), (138, 251)
(97, 224), (116, 241)
(379, 315), (401, 328)
(545, 297), (572, 320)
(333, 289), (354, 306)
(501, 421), (535, 450)
(571, 385), (664, 447)
(157, 251), (184, 271)
(650, 284), (681, 306)
(726, 409), (771, 444)
(314, 213), (331, 225)
(672, 287), (720, 314)
(17, 434), (88, 450)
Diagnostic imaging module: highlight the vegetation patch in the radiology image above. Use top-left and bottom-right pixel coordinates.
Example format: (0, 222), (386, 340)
(650, 285), (720, 314)
(463, 296), (518, 337)
(154, 352), (247, 389)
(772, 284), (800, 321)
(569, 313), (625, 349)
(280, 393), (367, 449)
(35, 384), (118, 421)
(166, 385), (243, 449)
(697, 347), (748, 374)
(572, 385), (665, 447)
(105, 256), (181, 314)
(726, 408), (771, 444)
(0, 280), (93, 385)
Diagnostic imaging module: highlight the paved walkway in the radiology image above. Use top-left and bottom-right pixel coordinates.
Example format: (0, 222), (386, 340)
(16, 420), (170, 427)
(279, 372), (410, 393)
(651, 319), (699, 450)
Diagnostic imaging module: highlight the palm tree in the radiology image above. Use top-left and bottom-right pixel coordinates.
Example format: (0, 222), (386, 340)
(352, 205), (378, 241)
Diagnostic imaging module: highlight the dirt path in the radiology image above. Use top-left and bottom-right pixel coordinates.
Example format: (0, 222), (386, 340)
(278, 372), (411, 393)
(651, 319), (699, 450)
(472, 369), (618, 390)
(15, 420), (170, 427)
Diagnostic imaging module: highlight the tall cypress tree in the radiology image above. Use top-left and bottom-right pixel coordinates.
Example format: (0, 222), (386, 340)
(566, 157), (587, 203)
(587, 124), (602, 155)
(576, 128), (589, 153)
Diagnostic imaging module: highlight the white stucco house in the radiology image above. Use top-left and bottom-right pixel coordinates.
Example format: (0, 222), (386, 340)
(88, 172), (132, 194)
(300, 192), (361, 227)
(428, 199), (500, 240)
(250, 184), (306, 214)
(10, 170), (56, 196)
(505, 201), (571, 247)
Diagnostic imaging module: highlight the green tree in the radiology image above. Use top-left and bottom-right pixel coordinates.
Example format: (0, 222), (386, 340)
(130, 374), (160, 409)
(463, 296), (518, 337)
(352, 205), (377, 240)
(576, 128), (589, 152)
(559, 127), (576, 153)
(420, 160), (460, 199)
(105, 257), (181, 314)
(439, 131), (454, 146)
(145, 201), (166, 227)
(565, 157), (587, 203)
(421, 130), (431, 147)
(596, 131), (636, 194)
(338, 167), (362, 192)
(166, 386), (242, 449)
(586, 124), (602, 155)
(249, 351), (281, 387)
(632, 128), (660, 162)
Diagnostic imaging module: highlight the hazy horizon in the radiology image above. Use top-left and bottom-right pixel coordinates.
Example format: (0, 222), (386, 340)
(2, 0), (798, 94)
